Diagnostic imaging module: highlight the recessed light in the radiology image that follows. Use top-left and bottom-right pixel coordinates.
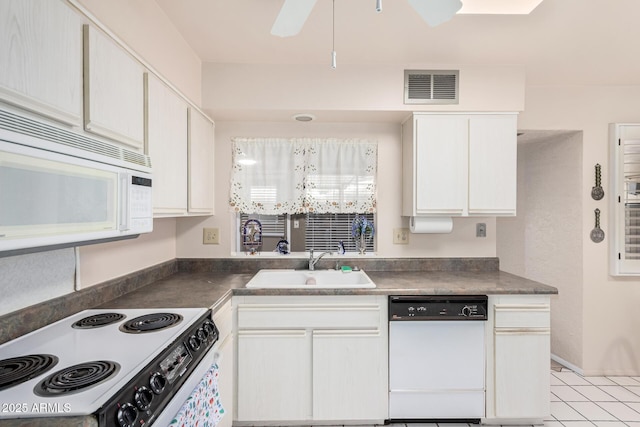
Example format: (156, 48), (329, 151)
(293, 114), (315, 122)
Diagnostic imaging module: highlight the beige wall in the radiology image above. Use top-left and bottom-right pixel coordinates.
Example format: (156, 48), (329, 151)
(497, 132), (584, 370)
(78, 218), (177, 288)
(519, 85), (640, 375)
(202, 63), (525, 121)
(175, 120), (497, 258)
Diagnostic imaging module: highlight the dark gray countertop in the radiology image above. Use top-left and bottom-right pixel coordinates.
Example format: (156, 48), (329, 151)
(98, 272), (254, 310)
(101, 269), (557, 309)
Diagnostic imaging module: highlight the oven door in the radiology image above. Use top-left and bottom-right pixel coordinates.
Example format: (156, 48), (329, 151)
(152, 345), (224, 427)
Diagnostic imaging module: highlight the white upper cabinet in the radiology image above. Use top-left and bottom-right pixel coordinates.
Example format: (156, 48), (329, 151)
(188, 108), (215, 215)
(83, 25), (145, 149)
(145, 74), (189, 216)
(468, 115), (518, 215)
(0, 0), (83, 125)
(402, 112), (518, 217)
(412, 115), (468, 215)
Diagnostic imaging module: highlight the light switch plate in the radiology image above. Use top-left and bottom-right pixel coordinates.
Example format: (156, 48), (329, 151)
(203, 227), (219, 244)
(393, 228), (409, 244)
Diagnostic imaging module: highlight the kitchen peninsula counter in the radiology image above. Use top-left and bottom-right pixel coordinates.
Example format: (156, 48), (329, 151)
(101, 268), (557, 310)
(0, 258), (557, 346)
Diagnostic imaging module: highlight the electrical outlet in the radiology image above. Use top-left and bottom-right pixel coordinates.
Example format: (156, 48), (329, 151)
(476, 223), (486, 238)
(393, 228), (409, 244)
(203, 227), (219, 244)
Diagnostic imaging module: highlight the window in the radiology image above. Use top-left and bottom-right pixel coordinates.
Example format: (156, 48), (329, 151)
(231, 137), (377, 254)
(610, 124), (640, 275)
(237, 213), (287, 253)
(236, 213), (375, 253)
(305, 213), (374, 252)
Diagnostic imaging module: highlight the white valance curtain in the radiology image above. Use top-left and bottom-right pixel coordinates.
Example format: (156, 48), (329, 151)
(230, 137), (377, 215)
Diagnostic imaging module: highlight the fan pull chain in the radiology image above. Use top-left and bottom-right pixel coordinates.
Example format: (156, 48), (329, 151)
(331, 0), (337, 69)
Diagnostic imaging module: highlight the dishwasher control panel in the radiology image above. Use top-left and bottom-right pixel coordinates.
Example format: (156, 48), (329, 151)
(389, 295), (488, 320)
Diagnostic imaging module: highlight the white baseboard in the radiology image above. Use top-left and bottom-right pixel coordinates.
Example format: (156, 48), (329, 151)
(551, 353), (584, 376)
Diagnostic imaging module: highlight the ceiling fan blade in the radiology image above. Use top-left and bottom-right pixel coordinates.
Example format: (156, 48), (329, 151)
(407, 0), (463, 27)
(271, 0), (318, 37)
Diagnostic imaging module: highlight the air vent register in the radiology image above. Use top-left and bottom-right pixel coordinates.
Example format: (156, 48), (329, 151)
(404, 70), (459, 105)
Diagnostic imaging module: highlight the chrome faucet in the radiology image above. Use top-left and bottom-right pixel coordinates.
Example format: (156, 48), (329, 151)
(309, 249), (331, 271)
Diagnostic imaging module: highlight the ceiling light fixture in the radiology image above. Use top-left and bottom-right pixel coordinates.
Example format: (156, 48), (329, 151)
(376, 0), (382, 13)
(331, 0), (337, 69)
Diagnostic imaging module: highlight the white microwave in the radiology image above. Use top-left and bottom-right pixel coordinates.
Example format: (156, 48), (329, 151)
(0, 108), (153, 254)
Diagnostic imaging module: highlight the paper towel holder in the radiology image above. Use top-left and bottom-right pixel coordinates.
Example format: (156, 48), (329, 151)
(409, 216), (454, 234)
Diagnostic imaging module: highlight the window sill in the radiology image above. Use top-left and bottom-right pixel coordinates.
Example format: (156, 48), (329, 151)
(230, 251), (378, 258)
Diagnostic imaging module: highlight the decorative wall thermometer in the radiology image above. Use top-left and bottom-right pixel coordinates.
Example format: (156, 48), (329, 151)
(591, 163), (604, 200)
(590, 208), (605, 243)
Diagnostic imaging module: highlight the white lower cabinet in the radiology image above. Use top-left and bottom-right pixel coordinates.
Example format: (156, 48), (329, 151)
(237, 330), (311, 421)
(494, 329), (550, 418)
(234, 295), (388, 424)
(312, 329), (387, 421)
(486, 295), (551, 423)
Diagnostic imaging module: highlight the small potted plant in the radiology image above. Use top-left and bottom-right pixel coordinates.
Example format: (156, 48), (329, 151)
(352, 215), (374, 255)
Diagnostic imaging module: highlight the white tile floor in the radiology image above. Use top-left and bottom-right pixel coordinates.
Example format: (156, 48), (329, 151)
(386, 367), (640, 427)
(547, 367), (640, 426)
(266, 367), (640, 427)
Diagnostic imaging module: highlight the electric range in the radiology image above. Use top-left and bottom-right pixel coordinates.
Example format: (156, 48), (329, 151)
(0, 308), (218, 426)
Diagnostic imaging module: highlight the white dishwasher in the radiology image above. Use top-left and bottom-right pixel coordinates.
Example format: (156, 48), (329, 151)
(388, 295), (488, 423)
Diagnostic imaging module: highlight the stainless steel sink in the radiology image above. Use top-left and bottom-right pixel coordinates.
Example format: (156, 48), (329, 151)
(245, 269), (376, 289)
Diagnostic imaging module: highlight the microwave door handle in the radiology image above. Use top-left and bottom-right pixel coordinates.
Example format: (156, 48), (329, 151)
(119, 173), (129, 231)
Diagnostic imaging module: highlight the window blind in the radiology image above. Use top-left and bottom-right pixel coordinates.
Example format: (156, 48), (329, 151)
(305, 213), (374, 253)
(239, 213), (286, 237)
(624, 139), (640, 259)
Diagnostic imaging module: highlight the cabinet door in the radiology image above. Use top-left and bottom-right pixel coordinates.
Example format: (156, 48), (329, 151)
(236, 330), (311, 421)
(494, 330), (550, 419)
(312, 330), (387, 421)
(414, 115), (468, 215)
(188, 108), (215, 215)
(146, 74), (188, 215)
(0, 0), (82, 125)
(83, 25), (144, 148)
(468, 115), (517, 215)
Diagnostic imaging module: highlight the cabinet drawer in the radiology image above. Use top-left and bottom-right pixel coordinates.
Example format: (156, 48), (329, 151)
(494, 304), (550, 329)
(237, 303), (381, 329)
